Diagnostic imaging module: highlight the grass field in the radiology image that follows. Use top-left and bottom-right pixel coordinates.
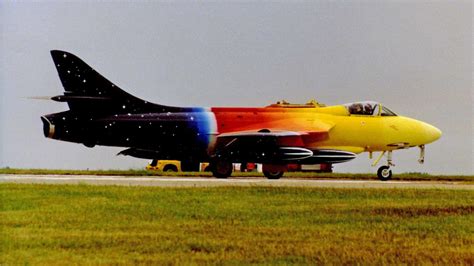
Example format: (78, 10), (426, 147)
(1, 184), (473, 264)
(1, 167), (473, 182)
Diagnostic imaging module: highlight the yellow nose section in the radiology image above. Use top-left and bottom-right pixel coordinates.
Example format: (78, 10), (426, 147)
(419, 121), (442, 144)
(422, 122), (442, 144)
(394, 117), (442, 147)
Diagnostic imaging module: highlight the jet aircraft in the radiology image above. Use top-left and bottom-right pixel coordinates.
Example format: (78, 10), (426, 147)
(41, 51), (442, 180)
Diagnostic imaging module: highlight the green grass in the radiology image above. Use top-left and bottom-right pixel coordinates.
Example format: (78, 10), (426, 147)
(1, 167), (473, 182)
(1, 184), (473, 264)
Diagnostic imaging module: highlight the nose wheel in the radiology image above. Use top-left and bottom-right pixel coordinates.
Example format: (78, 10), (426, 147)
(377, 166), (392, 181)
(372, 150), (394, 181)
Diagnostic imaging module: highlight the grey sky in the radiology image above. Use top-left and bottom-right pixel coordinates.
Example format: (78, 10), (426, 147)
(1, 1), (472, 174)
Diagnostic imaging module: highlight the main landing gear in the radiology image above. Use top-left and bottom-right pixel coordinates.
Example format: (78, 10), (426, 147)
(210, 159), (286, 179)
(262, 164), (285, 179)
(211, 160), (233, 179)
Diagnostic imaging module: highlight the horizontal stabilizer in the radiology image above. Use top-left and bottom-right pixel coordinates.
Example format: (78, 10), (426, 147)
(51, 95), (112, 102)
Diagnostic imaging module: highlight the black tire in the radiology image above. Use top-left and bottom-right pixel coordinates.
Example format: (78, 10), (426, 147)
(211, 160), (233, 179)
(163, 165), (178, 172)
(263, 170), (284, 179)
(377, 166), (392, 181)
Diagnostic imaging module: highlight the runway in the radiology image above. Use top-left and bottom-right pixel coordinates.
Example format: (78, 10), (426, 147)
(1, 174), (472, 189)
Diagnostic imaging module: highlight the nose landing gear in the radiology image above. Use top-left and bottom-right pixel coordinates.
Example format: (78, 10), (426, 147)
(372, 145), (426, 181)
(418, 145), (425, 164)
(372, 150), (395, 181)
(377, 165), (392, 181)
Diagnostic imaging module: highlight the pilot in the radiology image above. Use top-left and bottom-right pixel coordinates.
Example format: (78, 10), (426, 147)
(364, 104), (373, 115)
(349, 103), (363, 115)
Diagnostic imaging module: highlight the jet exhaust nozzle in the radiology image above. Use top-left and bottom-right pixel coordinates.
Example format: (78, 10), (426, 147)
(41, 116), (55, 138)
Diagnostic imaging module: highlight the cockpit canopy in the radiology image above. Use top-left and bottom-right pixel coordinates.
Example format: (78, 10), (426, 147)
(344, 101), (397, 116)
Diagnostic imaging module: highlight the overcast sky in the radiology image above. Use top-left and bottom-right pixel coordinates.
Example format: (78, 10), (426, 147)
(0, 1), (472, 174)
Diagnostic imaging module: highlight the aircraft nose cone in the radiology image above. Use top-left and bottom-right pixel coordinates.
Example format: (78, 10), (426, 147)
(423, 123), (442, 144)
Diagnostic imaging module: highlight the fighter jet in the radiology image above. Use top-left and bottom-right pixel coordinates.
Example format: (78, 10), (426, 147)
(41, 50), (442, 180)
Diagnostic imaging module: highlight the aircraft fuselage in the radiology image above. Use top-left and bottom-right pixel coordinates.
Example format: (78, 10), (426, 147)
(42, 105), (441, 161)
(41, 50), (442, 180)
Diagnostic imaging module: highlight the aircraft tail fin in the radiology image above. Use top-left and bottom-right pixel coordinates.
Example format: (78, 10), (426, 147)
(50, 50), (176, 114)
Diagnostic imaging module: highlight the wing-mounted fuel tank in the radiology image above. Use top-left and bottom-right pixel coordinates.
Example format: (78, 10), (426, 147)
(300, 149), (356, 164)
(212, 145), (313, 164)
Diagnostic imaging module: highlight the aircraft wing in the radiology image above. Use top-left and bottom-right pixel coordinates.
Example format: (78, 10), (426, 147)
(213, 129), (326, 162)
(216, 118), (334, 144)
(212, 118), (356, 164)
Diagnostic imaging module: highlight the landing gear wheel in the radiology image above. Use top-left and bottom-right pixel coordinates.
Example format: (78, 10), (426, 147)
(263, 170), (284, 179)
(211, 160), (233, 179)
(262, 164), (286, 179)
(377, 166), (392, 181)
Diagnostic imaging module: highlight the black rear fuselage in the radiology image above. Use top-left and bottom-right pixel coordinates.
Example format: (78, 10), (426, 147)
(42, 108), (216, 162)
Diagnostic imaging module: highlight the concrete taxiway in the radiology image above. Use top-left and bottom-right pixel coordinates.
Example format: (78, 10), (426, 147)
(1, 174), (472, 190)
